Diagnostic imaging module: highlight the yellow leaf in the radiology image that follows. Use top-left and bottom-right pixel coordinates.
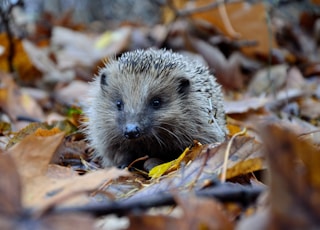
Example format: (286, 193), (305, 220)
(149, 147), (190, 179)
(226, 123), (242, 136)
(34, 127), (63, 137)
(95, 29), (124, 49)
(95, 31), (114, 49)
(222, 157), (263, 180)
(148, 161), (174, 179)
(0, 122), (11, 133)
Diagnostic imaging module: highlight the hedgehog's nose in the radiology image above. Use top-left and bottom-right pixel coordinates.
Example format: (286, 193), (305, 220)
(124, 124), (141, 139)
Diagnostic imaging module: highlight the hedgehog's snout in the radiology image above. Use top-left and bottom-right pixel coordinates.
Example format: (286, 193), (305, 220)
(124, 123), (141, 139)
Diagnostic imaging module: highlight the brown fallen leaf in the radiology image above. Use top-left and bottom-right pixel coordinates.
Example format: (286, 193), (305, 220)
(0, 151), (95, 230)
(8, 132), (65, 180)
(0, 34), (42, 84)
(0, 72), (44, 127)
(0, 152), (22, 217)
(53, 80), (90, 106)
(38, 167), (130, 208)
(248, 64), (288, 96)
(225, 97), (269, 114)
(299, 97), (320, 120)
(51, 26), (131, 69)
(51, 132), (94, 170)
(129, 214), (179, 230)
(22, 40), (75, 85)
(248, 65), (305, 97)
(190, 1), (277, 57)
(262, 123), (320, 229)
(176, 195), (234, 230)
(7, 131), (130, 207)
(6, 120), (78, 149)
(128, 194), (233, 230)
(311, 0), (320, 5)
(187, 36), (246, 89)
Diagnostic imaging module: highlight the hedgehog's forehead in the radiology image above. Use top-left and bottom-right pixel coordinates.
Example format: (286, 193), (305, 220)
(117, 54), (181, 75)
(105, 54), (185, 84)
(104, 58), (182, 101)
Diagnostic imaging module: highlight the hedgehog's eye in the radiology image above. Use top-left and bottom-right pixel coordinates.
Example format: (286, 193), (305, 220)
(177, 77), (190, 95)
(150, 97), (162, 109)
(116, 100), (124, 111)
(100, 73), (107, 85)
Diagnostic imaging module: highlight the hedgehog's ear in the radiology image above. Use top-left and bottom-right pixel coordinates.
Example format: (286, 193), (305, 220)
(100, 72), (108, 86)
(177, 77), (190, 95)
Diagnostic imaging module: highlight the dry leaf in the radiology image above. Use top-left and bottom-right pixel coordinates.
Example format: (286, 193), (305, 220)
(0, 34), (41, 84)
(34, 127), (62, 137)
(39, 167), (130, 208)
(0, 152), (22, 216)
(225, 97), (269, 114)
(0, 72), (44, 126)
(23, 40), (75, 84)
(8, 132), (65, 183)
(149, 142), (203, 178)
(191, 1), (277, 56)
(54, 80), (90, 106)
(248, 65), (288, 96)
(262, 123), (320, 229)
(51, 26), (131, 69)
(8, 131), (130, 207)
(129, 195), (233, 230)
(225, 157), (264, 179)
(177, 195), (234, 230)
(299, 97), (320, 120)
(6, 123), (50, 148)
(129, 214), (179, 230)
(187, 36), (245, 89)
(0, 150), (95, 230)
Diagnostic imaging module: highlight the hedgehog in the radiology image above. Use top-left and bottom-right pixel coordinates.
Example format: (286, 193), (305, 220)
(83, 49), (227, 168)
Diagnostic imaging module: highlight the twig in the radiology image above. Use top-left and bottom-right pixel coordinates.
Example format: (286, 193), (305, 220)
(266, 5), (275, 97)
(50, 182), (265, 217)
(127, 155), (149, 169)
(298, 130), (320, 138)
(220, 128), (247, 182)
(34, 189), (96, 218)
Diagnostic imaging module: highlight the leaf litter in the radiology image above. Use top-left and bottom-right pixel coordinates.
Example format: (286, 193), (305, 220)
(1, 0), (320, 229)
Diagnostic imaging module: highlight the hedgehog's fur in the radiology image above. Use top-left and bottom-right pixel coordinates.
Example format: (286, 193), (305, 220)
(83, 49), (227, 167)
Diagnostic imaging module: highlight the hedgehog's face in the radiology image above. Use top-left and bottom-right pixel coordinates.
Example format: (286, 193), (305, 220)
(99, 66), (191, 144)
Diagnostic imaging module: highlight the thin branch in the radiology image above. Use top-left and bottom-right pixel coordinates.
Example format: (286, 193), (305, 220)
(50, 182), (265, 217)
(221, 128), (247, 182)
